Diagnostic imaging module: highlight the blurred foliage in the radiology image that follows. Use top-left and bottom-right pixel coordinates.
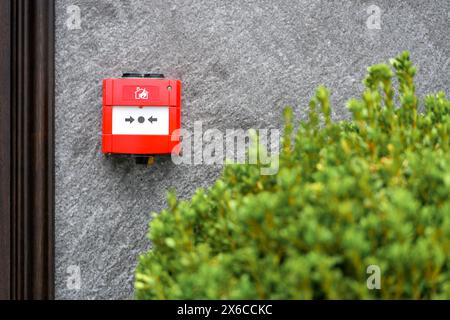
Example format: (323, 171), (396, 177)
(135, 52), (450, 299)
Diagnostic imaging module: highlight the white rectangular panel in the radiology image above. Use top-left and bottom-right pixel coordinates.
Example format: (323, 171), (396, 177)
(112, 106), (169, 135)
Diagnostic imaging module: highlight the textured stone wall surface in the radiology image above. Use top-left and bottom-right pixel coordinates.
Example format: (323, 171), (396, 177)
(55, 0), (450, 299)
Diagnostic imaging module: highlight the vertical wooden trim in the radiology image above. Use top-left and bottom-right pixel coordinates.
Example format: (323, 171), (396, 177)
(0, 0), (54, 300)
(0, 0), (12, 301)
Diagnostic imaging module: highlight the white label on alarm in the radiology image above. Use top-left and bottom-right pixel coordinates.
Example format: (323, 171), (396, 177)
(112, 106), (169, 135)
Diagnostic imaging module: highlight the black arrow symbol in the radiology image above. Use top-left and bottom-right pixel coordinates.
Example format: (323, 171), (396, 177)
(125, 116), (134, 124)
(148, 116), (158, 123)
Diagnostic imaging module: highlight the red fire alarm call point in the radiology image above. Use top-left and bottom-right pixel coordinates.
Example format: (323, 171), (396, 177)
(102, 73), (181, 158)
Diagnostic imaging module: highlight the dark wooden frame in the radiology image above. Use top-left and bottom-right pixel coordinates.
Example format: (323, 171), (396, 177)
(0, 0), (55, 299)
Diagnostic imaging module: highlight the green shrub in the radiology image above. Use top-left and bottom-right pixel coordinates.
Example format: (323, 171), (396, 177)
(135, 52), (450, 299)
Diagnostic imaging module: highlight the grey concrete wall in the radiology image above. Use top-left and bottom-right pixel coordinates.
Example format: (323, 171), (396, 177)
(55, 0), (450, 299)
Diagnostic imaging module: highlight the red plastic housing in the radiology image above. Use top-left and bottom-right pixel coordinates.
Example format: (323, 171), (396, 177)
(102, 77), (181, 155)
